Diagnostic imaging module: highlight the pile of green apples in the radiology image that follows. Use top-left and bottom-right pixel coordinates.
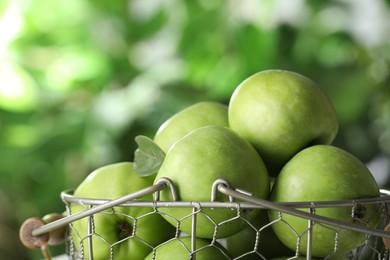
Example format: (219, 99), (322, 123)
(71, 70), (381, 259)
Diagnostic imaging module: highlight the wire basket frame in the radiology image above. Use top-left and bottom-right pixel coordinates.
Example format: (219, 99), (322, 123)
(31, 178), (390, 260)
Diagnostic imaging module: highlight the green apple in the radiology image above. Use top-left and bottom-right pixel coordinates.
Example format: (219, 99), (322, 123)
(228, 70), (339, 175)
(70, 162), (176, 260)
(154, 125), (270, 239)
(154, 101), (228, 152)
(144, 237), (229, 260)
(268, 145), (380, 258)
(223, 210), (293, 259)
(42, 213), (68, 246)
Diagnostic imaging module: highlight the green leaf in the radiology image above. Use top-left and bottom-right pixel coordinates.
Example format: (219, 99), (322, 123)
(134, 135), (166, 177)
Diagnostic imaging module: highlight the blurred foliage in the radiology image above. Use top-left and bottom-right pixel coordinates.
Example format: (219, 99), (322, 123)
(0, 0), (389, 259)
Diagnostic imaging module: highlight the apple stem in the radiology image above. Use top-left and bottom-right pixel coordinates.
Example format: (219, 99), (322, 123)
(41, 242), (51, 260)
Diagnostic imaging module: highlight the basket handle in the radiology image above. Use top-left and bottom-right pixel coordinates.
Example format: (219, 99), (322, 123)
(20, 182), (167, 243)
(215, 180), (390, 240)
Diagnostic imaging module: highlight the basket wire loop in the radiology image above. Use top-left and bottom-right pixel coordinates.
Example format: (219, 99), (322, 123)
(153, 177), (178, 201)
(211, 179), (234, 203)
(211, 178), (253, 203)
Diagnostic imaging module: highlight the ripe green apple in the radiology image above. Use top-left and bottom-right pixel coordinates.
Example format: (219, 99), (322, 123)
(42, 213), (68, 246)
(154, 101), (229, 152)
(70, 162), (176, 260)
(228, 70), (339, 175)
(154, 125), (270, 239)
(268, 145), (380, 258)
(144, 237), (229, 260)
(223, 210), (293, 259)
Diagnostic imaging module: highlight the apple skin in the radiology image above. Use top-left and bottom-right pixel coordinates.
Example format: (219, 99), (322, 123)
(154, 125), (270, 239)
(223, 210), (293, 259)
(42, 213), (68, 245)
(144, 237), (229, 260)
(228, 70), (339, 176)
(268, 145), (380, 258)
(70, 162), (176, 260)
(154, 101), (229, 152)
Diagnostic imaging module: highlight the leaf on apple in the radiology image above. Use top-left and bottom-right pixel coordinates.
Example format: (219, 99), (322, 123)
(134, 135), (166, 177)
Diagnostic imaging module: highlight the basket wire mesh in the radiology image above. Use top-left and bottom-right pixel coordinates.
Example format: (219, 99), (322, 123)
(28, 178), (390, 259)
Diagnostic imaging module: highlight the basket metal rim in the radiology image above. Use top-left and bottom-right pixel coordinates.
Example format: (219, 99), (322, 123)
(61, 188), (390, 209)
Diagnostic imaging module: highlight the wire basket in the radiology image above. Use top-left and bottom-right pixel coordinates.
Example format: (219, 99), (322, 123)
(21, 178), (390, 260)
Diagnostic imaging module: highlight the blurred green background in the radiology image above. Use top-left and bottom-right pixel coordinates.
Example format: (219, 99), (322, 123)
(1, 0), (389, 259)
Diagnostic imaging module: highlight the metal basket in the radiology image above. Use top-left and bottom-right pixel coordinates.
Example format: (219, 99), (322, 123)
(23, 178), (390, 259)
